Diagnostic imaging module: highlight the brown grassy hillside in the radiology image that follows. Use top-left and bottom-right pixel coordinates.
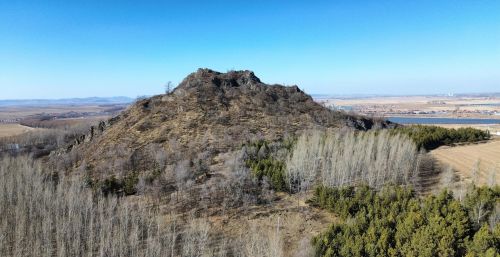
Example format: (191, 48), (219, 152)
(62, 69), (391, 180)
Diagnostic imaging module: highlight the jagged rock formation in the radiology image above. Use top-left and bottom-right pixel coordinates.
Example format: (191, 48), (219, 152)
(68, 69), (391, 178)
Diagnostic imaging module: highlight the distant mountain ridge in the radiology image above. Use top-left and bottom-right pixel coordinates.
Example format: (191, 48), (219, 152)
(0, 97), (134, 107)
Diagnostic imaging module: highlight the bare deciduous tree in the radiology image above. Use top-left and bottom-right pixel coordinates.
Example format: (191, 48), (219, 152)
(0, 156), (180, 257)
(165, 81), (173, 94)
(487, 165), (497, 187)
(440, 165), (456, 189)
(471, 159), (481, 185)
(488, 202), (500, 230)
(175, 159), (191, 202)
(286, 129), (421, 190)
(237, 218), (284, 257)
(182, 216), (211, 257)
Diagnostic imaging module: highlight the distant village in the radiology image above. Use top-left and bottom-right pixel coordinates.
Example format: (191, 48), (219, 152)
(0, 118), (21, 124)
(319, 101), (500, 118)
(316, 97), (500, 137)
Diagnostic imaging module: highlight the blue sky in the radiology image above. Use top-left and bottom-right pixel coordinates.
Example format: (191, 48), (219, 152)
(1, 0), (499, 99)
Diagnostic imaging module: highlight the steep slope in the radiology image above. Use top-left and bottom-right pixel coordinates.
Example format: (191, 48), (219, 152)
(70, 69), (390, 178)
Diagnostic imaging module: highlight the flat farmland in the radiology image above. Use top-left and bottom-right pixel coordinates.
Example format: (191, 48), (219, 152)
(0, 105), (122, 120)
(431, 139), (500, 186)
(0, 124), (35, 138)
(0, 103), (128, 131)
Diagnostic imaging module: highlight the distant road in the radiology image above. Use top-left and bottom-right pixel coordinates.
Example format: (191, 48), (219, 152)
(388, 117), (500, 125)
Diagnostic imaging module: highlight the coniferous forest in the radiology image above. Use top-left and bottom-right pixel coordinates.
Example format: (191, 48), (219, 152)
(311, 185), (499, 257)
(393, 125), (490, 150)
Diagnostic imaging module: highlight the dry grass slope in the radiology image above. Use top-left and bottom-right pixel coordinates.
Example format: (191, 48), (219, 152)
(0, 124), (35, 138)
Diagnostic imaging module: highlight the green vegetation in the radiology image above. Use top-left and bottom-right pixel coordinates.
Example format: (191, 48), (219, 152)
(86, 172), (139, 195)
(243, 139), (294, 192)
(311, 185), (499, 257)
(393, 125), (490, 150)
(246, 157), (287, 191)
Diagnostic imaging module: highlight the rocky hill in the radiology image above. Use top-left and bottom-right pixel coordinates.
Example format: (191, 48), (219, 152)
(65, 69), (391, 180)
(44, 69), (397, 255)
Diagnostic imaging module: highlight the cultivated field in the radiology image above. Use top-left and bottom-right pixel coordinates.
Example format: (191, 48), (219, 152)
(0, 104), (128, 122)
(0, 124), (35, 138)
(431, 138), (500, 186)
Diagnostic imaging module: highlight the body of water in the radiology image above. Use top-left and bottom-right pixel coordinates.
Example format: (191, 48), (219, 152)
(388, 117), (500, 125)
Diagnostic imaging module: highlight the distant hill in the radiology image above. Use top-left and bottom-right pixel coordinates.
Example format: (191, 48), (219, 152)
(0, 96), (134, 107)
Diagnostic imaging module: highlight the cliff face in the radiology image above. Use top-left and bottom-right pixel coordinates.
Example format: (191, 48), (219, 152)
(69, 69), (390, 178)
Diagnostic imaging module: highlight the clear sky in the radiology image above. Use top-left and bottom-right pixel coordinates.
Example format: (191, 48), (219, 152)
(1, 0), (499, 99)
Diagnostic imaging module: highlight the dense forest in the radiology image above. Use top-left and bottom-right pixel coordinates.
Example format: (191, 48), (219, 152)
(393, 125), (490, 150)
(311, 185), (499, 257)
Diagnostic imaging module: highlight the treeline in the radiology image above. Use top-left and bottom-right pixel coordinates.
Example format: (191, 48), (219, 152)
(244, 130), (423, 193)
(285, 129), (421, 191)
(393, 125), (490, 150)
(311, 185), (499, 257)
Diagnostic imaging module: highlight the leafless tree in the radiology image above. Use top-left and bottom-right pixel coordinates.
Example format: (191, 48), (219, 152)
(237, 218), (284, 257)
(175, 159), (191, 202)
(471, 200), (489, 227)
(181, 215), (211, 257)
(165, 81), (173, 94)
(145, 143), (167, 172)
(294, 236), (314, 257)
(440, 165), (456, 189)
(487, 165), (497, 187)
(471, 159), (481, 185)
(488, 202), (500, 230)
(0, 156), (179, 257)
(286, 129), (420, 190)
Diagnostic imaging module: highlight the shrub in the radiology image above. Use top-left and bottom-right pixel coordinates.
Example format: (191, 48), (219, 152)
(243, 139), (294, 192)
(246, 157), (287, 191)
(99, 172), (139, 195)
